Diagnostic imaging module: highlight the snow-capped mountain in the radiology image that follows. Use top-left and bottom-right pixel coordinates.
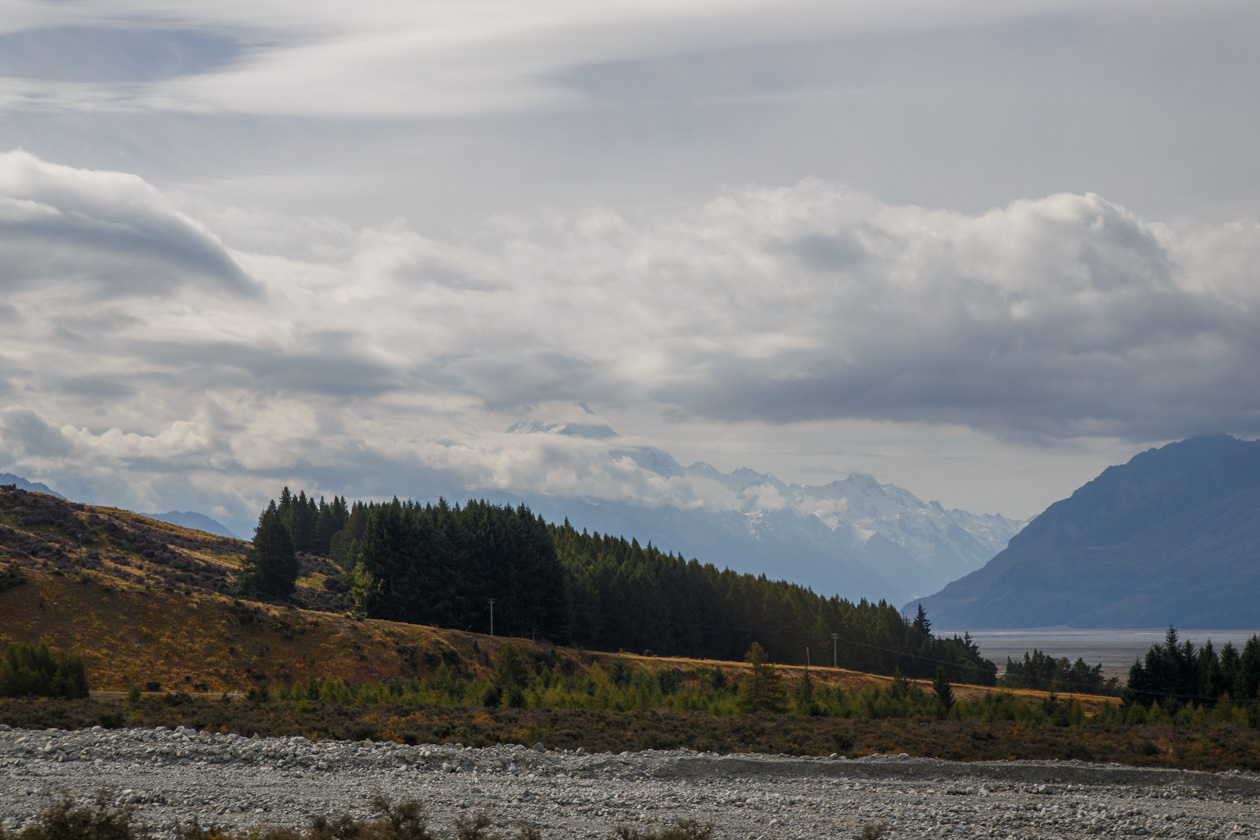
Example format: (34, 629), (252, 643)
(498, 417), (1024, 605)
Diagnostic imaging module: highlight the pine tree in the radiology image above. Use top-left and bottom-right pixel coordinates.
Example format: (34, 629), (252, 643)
(241, 501), (299, 599)
(792, 668), (818, 716)
(737, 641), (787, 713)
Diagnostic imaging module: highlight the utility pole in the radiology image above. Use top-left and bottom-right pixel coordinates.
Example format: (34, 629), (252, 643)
(488, 598), (495, 636)
(806, 647), (810, 669)
(831, 633), (839, 669)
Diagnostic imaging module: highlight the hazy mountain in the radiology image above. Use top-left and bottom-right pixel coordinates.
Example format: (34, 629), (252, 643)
(0, 472), (64, 499)
(1, 467), (243, 540)
(499, 422), (1023, 604)
(908, 434), (1260, 629)
(144, 511), (242, 540)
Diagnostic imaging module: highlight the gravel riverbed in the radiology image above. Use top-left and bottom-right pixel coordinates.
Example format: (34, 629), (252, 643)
(1, 725), (1257, 839)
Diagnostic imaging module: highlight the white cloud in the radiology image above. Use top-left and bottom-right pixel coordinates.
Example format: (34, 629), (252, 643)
(0, 0), (1200, 119)
(0, 149), (253, 297)
(2, 150), (1259, 529)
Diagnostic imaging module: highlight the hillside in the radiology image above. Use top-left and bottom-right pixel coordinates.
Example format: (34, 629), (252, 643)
(0, 486), (1024, 705)
(909, 435), (1260, 628)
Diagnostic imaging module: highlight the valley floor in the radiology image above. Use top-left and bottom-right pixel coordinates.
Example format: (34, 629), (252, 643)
(2, 725), (1257, 839)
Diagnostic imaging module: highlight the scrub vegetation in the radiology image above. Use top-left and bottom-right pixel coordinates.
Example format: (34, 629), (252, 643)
(5, 485), (1260, 772)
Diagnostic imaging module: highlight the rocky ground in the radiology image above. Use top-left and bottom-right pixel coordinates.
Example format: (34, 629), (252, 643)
(1, 724), (1257, 839)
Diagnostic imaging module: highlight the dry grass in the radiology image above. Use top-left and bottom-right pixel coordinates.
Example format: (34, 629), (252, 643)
(0, 487), (1111, 719)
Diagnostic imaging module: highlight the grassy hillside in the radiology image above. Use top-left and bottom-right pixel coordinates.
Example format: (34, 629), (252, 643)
(0, 485), (1086, 708)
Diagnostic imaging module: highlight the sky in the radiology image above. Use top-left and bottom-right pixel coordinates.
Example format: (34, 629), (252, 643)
(1, 0), (1259, 539)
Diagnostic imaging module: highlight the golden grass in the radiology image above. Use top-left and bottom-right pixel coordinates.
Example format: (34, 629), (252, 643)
(0, 490), (1115, 715)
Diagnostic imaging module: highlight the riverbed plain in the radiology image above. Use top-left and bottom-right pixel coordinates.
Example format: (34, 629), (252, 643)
(2, 724), (1258, 839)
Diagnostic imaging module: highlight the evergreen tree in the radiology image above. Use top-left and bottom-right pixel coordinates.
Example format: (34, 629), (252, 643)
(737, 641), (787, 713)
(792, 668), (817, 716)
(911, 604), (932, 648)
(0, 642), (88, 699)
(493, 642), (530, 689)
(241, 501), (299, 599)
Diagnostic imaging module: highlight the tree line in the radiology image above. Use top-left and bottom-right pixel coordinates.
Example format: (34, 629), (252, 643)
(998, 649), (1117, 696)
(1124, 627), (1260, 710)
(0, 641), (88, 699)
(243, 490), (997, 685)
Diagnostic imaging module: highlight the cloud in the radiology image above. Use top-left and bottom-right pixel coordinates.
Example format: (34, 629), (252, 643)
(0, 409), (75, 457)
(0, 149), (255, 298)
(0, 1), (1196, 120)
(0, 26), (242, 83)
(420, 182), (1260, 442)
(3, 151), (1259, 529)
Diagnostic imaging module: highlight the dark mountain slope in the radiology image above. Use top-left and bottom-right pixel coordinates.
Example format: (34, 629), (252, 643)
(909, 435), (1260, 628)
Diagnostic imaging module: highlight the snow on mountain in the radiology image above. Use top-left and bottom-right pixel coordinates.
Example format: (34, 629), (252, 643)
(505, 408), (1024, 604)
(505, 401), (619, 440)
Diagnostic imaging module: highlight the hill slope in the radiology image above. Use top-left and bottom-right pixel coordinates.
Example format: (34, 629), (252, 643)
(909, 435), (1260, 628)
(0, 486), (1012, 703)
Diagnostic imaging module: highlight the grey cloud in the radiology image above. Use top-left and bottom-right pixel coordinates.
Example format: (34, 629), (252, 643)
(0, 150), (257, 298)
(58, 376), (136, 400)
(0, 303), (22, 324)
(452, 349), (611, 412)
(394, 259), (504, 292)
(0, 409), (73, 457)
(117, 335), (401, 398)
(781, 233), (868, 274)
(0, 26), (245, 84)
(631, 189), (1260, 442)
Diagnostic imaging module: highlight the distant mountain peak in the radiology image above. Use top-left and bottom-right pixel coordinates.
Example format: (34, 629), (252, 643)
(497, 409), (1024, 602)
(610, 446), (685, 478)
(910, 434), (1260, 628)
(506, 419), (619, 440)
(507, 401), (620, 440)
(0, 473), (65, 499)
(143, 511), (242, 540)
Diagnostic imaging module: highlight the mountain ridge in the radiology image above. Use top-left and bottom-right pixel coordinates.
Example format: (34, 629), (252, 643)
(908, 434), (1260, 628)
(502, 420), (1024, 604)
(0, 472), (64, 499)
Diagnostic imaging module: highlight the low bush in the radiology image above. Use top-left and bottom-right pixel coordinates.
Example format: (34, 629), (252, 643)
(0, 796), (714, 840)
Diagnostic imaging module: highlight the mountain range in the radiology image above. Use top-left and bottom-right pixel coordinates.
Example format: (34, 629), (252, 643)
(0, 472), (64, 499)
(492, 415), (1024, 605)
(143, 511), (242, 540)
(909, 434), (1260, 629)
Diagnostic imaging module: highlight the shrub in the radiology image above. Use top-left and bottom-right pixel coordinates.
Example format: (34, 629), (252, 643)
(0, 793), (143, 840)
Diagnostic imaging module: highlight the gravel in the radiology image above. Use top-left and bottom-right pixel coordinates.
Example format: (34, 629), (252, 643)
(1, 724), (1257, 838)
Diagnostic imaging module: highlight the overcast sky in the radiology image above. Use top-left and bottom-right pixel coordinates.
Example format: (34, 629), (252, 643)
(2, 0), (1259, 536)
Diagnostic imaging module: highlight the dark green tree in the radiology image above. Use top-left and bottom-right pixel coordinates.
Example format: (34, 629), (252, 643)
(737, 641), (787, 713)
(0, 642), (88, 699)
(241, 501), (299, 599)
(792, 668), (818, 716)
(493, 642), (530, 689)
